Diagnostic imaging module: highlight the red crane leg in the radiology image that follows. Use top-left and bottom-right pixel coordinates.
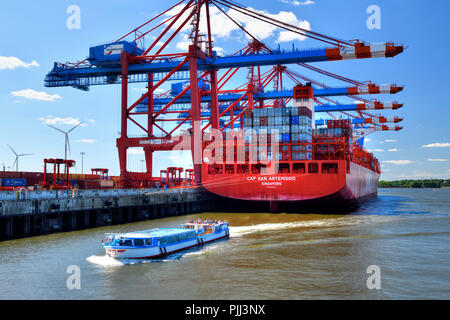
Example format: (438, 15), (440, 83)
(209, 70), (220, 129)
(188, 47), (202, 185)
(145, 73), (154, 175)
(230, 106), (234, 130)
(117, 52), (129, 179)
(248, 90), (254, 110)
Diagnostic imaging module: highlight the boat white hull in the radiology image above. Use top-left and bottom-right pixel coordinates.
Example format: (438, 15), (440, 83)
(104, 229), (229, 259)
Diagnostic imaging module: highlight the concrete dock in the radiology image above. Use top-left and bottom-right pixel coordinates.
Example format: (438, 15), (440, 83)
(0, 188), (219, 241)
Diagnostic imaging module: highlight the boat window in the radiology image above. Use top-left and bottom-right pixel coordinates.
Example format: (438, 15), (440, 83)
(168, 235), (179, 244)
(278, 163), (290, 174)
(308, 162), (319, 174)
(159, 237), (167, 246)
(133, 239), (144, 246)
(120, 239), (132, 246)
(225, 165), (235, 174)
(293, 163), (305, 173)
(322, 163), (338, 174)
(145, 239), (153, 246)
(237, 164), (249, 174)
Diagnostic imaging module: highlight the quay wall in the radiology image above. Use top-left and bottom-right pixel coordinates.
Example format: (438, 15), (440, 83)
(0, 188), (220, 241)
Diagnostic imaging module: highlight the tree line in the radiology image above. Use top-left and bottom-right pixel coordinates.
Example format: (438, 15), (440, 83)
(379, 179), (449, 188)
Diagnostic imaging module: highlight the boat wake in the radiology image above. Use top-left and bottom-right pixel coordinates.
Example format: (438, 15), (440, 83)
(229, 215), (397, 237)
(86, 254), (184, 267)
(182, 244), (221, 257)
(230, 221), (327, 237)
(86, 255), (126, 267)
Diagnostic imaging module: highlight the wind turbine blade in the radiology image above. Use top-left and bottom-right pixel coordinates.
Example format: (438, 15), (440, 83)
(12, 158), (17, 169)
(68, 121), (84, 133)
(19, 153), (33, 157)
(7, 144), (18, 156)
(47, 124), (66, 134)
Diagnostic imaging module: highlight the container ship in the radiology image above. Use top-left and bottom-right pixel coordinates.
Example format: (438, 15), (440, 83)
(200, 84), (380, 211)
(35, 0), (404, 212)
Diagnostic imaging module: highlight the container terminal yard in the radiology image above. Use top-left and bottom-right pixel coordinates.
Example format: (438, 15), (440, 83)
(0, 0), (405, 241)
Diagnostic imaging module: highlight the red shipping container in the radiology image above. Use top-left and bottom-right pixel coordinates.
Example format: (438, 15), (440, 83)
(260, 116), (268, 126)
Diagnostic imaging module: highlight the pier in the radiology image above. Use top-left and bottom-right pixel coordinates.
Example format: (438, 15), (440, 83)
(0, 188), (219, 241)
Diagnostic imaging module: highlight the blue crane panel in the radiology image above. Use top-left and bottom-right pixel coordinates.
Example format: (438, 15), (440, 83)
(88, 41), (144, 66)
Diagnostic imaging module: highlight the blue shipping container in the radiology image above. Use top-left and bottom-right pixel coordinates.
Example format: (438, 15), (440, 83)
(1, 178), (26, 187)
(282, 134), (290, 142)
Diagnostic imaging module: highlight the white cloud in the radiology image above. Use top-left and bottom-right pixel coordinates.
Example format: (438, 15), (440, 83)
(364, 138), (371, 142)
(385, 139), (397, 142)
(281, 0), (315, 5)
(176, 34), (190, 51)
(11, 89), (62, 102)
(427, 158), (448, 162)
(165, 5), (238, 39)
(367, 149), (384, 152)
(412, 171), (444, 178)
(422, 142), (450, 148)
(39, 116), (88, 126)
(214, 46), (225, 57)
(164, 5), (311, 47)
(383, 160), (414, 165)
(74, 139), (97, 144)
(278, 20), (311, 42)
(387, 148), (398, 152)
(0, 56), (39, 70)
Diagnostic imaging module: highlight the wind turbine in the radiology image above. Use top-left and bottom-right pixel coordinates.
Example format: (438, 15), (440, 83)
(7, 145), (32, 172)
(47, 121), (84, 160)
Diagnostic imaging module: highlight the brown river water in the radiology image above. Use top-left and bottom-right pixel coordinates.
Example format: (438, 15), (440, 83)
(0, 188), (449, 299)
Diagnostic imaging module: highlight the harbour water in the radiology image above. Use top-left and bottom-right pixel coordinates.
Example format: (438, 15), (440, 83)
(0, 188), (449, 299)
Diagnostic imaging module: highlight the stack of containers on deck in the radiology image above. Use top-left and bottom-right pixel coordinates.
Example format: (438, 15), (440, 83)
(326, 119), (353, 151)
(243, 105), (313, 162)
(290, 106), (313, 160)
(291, 83), (314, 161)
(314, 119), (353, 157)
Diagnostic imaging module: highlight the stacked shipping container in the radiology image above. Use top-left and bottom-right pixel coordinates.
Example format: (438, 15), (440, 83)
(243, 106), (313, 161)
(313, 119), (353, 160)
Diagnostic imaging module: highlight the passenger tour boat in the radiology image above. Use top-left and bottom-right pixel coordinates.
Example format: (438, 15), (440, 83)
(103, 220), (229, 259)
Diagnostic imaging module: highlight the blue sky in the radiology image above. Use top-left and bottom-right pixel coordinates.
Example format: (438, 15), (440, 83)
(0, 0), (449, 180)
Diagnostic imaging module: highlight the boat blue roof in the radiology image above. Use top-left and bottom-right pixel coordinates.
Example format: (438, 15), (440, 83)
(106, 227), (193, 239)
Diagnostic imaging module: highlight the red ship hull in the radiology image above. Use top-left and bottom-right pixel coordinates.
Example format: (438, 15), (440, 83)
(201, 160), (379, 210)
